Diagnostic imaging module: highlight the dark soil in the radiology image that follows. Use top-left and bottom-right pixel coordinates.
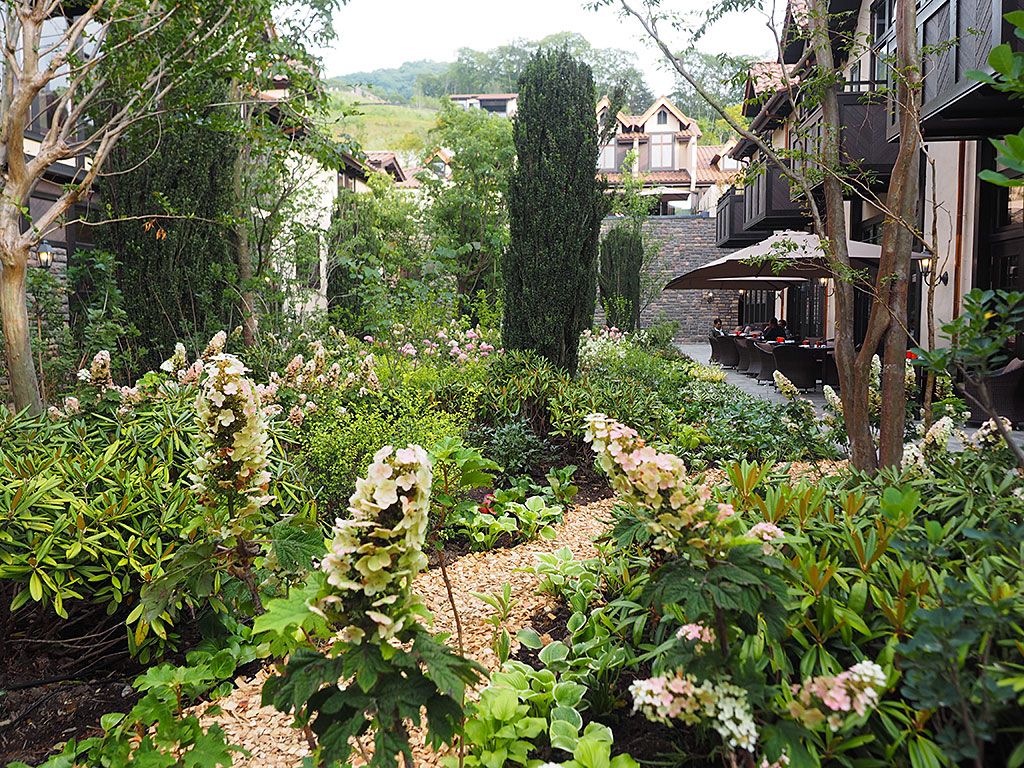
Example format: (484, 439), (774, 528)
(0, 612), (144, 766)
(510, 604), (704, 766)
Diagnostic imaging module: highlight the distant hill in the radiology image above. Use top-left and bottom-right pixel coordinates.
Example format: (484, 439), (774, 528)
(327, 95), (439, 152)
(327, 60), (450, 103)
(330, 33), (654, 112)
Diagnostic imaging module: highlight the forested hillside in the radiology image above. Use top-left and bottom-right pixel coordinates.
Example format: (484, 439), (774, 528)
(331, 32), (654, 112)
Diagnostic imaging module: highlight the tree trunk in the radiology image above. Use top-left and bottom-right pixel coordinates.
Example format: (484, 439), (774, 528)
(0, 249), (42, 414)
(805, 0), (878, 472)
(231, 82), (257, 347)
(876, 0), (922, 468)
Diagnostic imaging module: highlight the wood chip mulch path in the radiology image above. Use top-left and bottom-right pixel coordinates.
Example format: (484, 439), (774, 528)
(194, 497), (614, 768)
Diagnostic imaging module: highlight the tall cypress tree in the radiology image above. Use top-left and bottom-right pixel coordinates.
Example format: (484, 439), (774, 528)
(503, 49), (606, 375)
(599, 225), (643, 331)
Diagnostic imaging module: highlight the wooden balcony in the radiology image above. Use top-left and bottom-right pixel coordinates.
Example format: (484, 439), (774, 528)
(742, 161), (809, 231)
(716, 187), (770, 246)
(916, 0), (1024, 139)
(798, 86), (899, 193)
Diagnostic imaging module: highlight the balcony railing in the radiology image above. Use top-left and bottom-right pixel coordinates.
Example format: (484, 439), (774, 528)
(796, 83), (899, 192)
(716, 187), (770, 247)
(911, 0), (1024, 138)
(743, 161), (809, 231)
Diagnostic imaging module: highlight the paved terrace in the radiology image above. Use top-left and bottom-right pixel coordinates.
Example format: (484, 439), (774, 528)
(677, 341), (1023, 449)
(677, 342), (827, 415)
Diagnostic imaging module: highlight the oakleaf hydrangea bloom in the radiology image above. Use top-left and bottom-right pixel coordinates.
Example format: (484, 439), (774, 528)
(78, 350), (113, 389)
(160, 343), (188, 374)
(319, 444), (432, 644)
(922, 416), (954, 452)
(631, 672), (758, 752)
(584, 413), (688, 515)
(787, 660), (887, 732)
(190, 354), (273, 525)
(677, 622), (716, 651)
(973, 416), (1013, 449)
(822, 385), (844, 428)
(773, 370), (800, 400)
(202, 330), (227, 359)
(748, 521), (785, 555)
(901, 441), (929, 475)
(585, 414), (736, 555)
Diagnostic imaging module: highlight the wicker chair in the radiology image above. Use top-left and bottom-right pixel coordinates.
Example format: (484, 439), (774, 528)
(708, 335), (719, 363)
(734, 336), (752, 373)
(772, 345), (820, 391)
(712, 336), (739, 368)
(754, 342), (776, 385)
(964, 358), (1024, 428)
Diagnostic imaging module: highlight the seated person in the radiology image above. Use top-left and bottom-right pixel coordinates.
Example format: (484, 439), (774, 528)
(778, 320), (794, 340)
(711, 318), (726, 336)
(762, 317), (781, 338)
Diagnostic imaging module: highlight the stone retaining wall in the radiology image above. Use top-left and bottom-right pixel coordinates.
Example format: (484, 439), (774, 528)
(599, 215), (739, 342)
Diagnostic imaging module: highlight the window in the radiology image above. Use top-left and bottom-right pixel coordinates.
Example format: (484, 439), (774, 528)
(739, 290), (774, 327)
(650, 134), (673, 169)
(599, 143), (616, 170)
(871, 0), (894, 39)
(656, 109), (668, 125)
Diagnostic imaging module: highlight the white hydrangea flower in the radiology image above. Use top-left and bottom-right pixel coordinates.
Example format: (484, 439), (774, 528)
(773, 370), (800, 401)
(190, 354), (273, 526)
(319, 444), (433, 644)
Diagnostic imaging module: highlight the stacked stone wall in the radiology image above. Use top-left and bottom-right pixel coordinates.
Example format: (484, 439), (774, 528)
(598, 216), (739, 342)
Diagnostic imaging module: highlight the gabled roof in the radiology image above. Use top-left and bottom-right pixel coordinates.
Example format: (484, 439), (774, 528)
(364, 151), (407, 182)
(637, 96), (701, 137)
(694, 144), (739, 184)
(597, 95), (702, 138)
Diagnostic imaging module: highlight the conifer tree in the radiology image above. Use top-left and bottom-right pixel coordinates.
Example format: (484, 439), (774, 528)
(503, 49), (606, 375)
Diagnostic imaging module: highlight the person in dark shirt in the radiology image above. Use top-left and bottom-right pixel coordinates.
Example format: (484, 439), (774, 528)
(711, 318), (726, 336)
(762, 317), (780, 338)
(778, 320), (791, 339)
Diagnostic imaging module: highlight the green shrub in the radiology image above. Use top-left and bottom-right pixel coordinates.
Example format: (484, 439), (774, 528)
(504, 48), (606, 374)
(599, 226), (643, 332)
(301, 387), (470, 514)
(475, 417), (550, 478)
(0, 378), (316, 660)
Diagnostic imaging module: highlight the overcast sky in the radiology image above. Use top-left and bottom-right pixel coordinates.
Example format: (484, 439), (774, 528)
(319, 0), (776, 95)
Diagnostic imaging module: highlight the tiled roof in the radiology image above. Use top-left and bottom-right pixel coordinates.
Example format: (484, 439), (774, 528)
(364, 151), (406, 182)
(602, 170), (693, 185)
(694, 144), (739, 184)
(616, 132), (647, 141)
(748, 61), (799, 95)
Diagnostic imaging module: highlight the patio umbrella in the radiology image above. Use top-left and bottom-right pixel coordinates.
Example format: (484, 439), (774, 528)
(665, 230), (926, 289)
(668, 275), (808, 290)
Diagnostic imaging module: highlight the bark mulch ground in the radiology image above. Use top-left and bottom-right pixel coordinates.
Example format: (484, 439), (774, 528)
(194, 496), (615, 768)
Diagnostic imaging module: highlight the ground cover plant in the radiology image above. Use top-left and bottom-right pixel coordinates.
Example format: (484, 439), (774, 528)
(4, 323), (1021, 768)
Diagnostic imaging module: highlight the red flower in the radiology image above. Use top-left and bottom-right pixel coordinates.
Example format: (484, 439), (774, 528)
(479, 494), (495, 515)
(906, 351), (918, 360)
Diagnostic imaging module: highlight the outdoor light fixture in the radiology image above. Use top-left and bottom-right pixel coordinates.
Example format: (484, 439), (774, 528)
(919, 257), (949, 286)
(34, 241), (55, 270)
(704, 290), (715, 304)
(818, 276), (835, 297)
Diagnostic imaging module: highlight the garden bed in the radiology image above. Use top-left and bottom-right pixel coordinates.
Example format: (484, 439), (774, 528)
(191, 496), (614, 768)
